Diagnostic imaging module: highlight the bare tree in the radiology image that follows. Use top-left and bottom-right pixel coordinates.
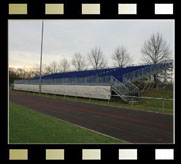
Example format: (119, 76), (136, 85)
(30, 64), (47, 78)
(46, 61), (59, 74)
(29, 64), (40, 78)
(59, 58), (70, 72)
(141, 33), (171, 64)
(72, 53), (86, 71)
(141, 33), (171, 83)
(22, 67), (33, 79)
(112, 46), (133, 68)
(9, 67), (31, 80)
(9, 67), (22, 84)
(88, 47), (107, 70)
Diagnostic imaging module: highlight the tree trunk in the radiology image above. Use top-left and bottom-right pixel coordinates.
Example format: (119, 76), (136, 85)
(153, 74), (157, 88)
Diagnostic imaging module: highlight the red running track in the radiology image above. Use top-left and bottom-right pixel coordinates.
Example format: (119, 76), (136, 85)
(9, 91), (173, 143)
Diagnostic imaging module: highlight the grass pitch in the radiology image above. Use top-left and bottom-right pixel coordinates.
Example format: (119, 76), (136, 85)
(9, 102), (124, 144)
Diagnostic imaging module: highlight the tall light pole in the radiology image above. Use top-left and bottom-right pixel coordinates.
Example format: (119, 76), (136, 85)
(39, 20), (44, 94)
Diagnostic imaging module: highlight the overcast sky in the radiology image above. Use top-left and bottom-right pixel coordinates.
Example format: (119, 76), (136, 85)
(9, 20), (174, 69)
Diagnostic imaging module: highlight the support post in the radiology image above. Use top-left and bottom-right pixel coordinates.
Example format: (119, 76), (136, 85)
(132, 97), (133, 108)
(162, 98), (165, 112)
(39, 20), (44, 94)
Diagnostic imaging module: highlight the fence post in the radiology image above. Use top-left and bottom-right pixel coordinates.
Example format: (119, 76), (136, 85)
(132, 97), (133, 108)
(89, 93), (91, 102)
(108, 99), (110, 104)
(54, 90), (56, 97)
(162, 98), (165, 112)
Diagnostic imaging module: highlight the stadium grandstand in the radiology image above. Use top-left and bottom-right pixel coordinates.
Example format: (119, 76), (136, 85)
(13, 60), (173, 102)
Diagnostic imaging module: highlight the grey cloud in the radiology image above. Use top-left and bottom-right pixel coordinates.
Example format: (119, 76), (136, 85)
(9, 20), (174, 68)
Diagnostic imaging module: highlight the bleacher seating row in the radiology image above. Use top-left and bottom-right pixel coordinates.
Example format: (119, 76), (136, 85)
(13, 61), (173, 102)
(34, 65), (148, 81)
(14, 61), (172, 85)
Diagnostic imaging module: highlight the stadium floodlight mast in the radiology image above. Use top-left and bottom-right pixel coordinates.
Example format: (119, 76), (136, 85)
(39, 20), (44, 94)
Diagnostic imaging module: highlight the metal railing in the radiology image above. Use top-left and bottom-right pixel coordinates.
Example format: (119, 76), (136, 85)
(13, 61), (173, 103)
(123, 61), (173, 82)
(110, 76), (131, 102)
(123, 77), (140, 97)
(24, 89), (173, 114)
(14, 75), (113, 86)
(109, 95), (173, 114)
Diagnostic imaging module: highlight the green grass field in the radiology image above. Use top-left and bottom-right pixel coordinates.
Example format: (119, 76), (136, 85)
(9, 102), (124, 144)
(139, 89), (173, 114)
